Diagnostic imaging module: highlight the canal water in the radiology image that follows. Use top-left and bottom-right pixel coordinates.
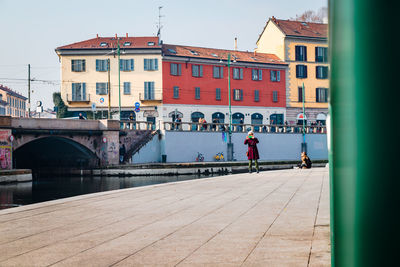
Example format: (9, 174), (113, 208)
(0, 174), (221, 210)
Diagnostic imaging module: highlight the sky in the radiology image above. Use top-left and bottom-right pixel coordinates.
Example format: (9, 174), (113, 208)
(0, 0), (327, 109)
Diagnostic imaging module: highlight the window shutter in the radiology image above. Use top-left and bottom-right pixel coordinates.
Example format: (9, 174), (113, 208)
(96, 60), (99, 71)
(304, 66), (308, 78)
(178, 64), (181, 75)
(316, 88), (320, 102)
(144, 59), (148, 70)
(295, 46), (300, 61)
(315, 47), (318, 62)
(296, 65), (299, 78)
(155, 59), (158, 70)
(199, 65), (203, 77)
(82, 60), (86, 71)
(72, 84), (76, 101)
(213, 66), (217, 78)
(304, 47), (307, 62)
(240, 89), (243, 100)
(277, 71), (280, 81)
(131, 59), (134, 71)
(259, 69), (262, 80)
(82, 83), (86, 100)
(192, 65), (196, 77)
(220, 67), (223, 78)
(240, 69), (243, 79)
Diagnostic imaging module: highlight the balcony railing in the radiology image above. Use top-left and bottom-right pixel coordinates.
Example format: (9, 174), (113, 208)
(66, 94), (90, 103)
(119, 120), (326, 134)
(139, 93), (162, 102)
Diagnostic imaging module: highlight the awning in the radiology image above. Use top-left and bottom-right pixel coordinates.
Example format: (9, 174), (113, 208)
(296, 113), (307, 120)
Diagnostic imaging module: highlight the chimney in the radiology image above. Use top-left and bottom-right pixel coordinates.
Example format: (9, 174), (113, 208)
(126, 33), (128, 38)
(271, 16), (276, 22)
(96, 34), (99, 38)
(254, 50), (257, 57)
(234, 37), (237, 51)
(115, 33), (118, 39)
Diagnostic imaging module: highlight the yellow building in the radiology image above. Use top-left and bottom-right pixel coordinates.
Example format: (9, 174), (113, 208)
(0, 85), (27, 117)
(256, 17), (328, 125)
(55, 35), (163, 123)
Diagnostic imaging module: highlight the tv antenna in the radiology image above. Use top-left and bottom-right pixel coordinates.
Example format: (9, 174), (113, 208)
(157, 6), (164, 44)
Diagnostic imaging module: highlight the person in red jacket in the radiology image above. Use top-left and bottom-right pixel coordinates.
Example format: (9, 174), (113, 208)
(244, 131), (260, 173)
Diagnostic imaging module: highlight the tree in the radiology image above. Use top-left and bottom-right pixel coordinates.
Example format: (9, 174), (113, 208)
(292, 7), (328, 23)
(52, 92), (73, 118)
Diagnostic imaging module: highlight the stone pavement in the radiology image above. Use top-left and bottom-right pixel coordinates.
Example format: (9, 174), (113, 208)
(0, 167), (330, 266)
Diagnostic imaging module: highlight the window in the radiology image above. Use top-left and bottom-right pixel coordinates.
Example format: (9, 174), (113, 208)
(123, 82), (131, 95)
(233, 89), (243, 101)
(71, 83), (86, 101)
(192, 65), (203, 77)
(216, 88), (221, 100)
(233, 68), (243, 80)
(316, 66), (329, 79)
(168, 48), (177, 54)
(144, 82), (155, 100)
(254, 90), (260, 102)
(120, 59), (134, 71)
(296, 65), (308, 78)
(252, 69), (262, 81)
(144, 59), (158, 71)
(190, 50), (199, 55)
(123, 42), (131, 46)
(316, 88), (328, 103)
(298, 86), (304, 102)
(270, 70), (281, 82)
(96, 59), (108, 72)
(71, 60), (85, 72)
(295, 46), (307, 61)
(170, 63), (181, 76)
(315, 47), (328, 62)
(273, 91), (278, 102)
(147, 42), (155, 46)
(195, 87), (201, 99)
(213, 66), (223, 79)
(96, 82), (108, 95)
(173, 86), (179, 98)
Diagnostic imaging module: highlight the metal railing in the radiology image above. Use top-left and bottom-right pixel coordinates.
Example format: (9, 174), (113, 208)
(120, 120), (155, 130)
(66, 94), (90, 103)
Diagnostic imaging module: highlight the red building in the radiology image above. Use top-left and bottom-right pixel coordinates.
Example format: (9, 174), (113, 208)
(162, 44), (288, 125)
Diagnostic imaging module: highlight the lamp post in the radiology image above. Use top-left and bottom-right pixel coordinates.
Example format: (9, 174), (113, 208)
(117, 39), (121, 120)
(301, 82), (307, 152)
(227, 53), (233, 161)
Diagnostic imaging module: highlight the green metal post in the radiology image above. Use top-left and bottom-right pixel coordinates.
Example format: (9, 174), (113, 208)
(302, 82), (306, 144)
(330, 0), (400, 266)
(227, 53), (233, 161)
(117, 39), (121, 120)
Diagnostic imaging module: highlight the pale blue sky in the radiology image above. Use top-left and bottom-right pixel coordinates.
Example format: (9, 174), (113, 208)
(0, 0), (327, 109)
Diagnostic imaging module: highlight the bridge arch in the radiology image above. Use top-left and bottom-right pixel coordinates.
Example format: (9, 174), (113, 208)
(14, 136), (99, 170)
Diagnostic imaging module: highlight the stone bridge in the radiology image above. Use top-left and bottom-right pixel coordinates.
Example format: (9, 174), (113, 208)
(0, 116), (154, 171)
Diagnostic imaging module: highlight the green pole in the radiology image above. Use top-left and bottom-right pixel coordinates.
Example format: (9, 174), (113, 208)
(330, 1), (399, 266)
(227, 53), (233, 161)
(117, 39), (121, 120)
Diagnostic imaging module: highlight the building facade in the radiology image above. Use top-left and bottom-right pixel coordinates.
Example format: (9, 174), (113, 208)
(55, 35), (163, 124)
(162, 44), (288, 126)
(256, 17), (329, 125)
(0, 85), (27, 117)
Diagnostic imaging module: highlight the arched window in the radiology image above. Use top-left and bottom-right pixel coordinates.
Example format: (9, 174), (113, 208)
(251, 113), (263, 132)
(232, 112), (244, 124)
(212, 112), (225, 123)
(191, 112), (204, 122)
(296, 113), (307, 126)
(316, 113), (327, 125)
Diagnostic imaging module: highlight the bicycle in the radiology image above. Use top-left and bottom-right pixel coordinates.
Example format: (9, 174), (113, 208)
(195, 152), (204, 162)
(214, 152), (224, 161)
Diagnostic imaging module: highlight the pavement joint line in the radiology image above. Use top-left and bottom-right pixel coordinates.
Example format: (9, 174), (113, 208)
(106, 174), (278, 267)
(240, 171), (311, 266)
(45, 176), (264, 267)
(174, 172), (292, 266)
(307, 171), (325, 267)
(0, 173), (237, 224)
(0, 176), (250, 264)
(0, 182), (211, 258)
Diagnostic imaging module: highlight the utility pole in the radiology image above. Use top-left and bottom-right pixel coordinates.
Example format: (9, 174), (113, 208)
(28, 64), (31, 117)
(227, 53), (233, 161)
(107, 59), (111, 119)
(117, 38), (121, 120)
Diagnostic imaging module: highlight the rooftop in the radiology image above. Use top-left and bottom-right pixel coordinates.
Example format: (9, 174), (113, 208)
(162, 44), (286, 65)
(0, 85), (27, 100)
(56, 35), (161, 50)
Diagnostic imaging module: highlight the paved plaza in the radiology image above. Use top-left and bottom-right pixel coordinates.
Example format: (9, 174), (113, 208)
(0, 167), (330, 266)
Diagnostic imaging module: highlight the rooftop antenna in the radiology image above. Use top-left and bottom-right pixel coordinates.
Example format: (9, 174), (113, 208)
(157, 6), (164, 44)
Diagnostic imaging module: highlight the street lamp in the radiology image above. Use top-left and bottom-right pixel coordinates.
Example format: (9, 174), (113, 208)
(117, 39), (121, 120)
(301, 82), (307, 152)
(227, 53), (233, 161)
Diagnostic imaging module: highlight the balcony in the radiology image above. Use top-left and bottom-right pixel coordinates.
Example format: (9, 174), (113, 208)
(66, 94), (90, 103)
(139, 93), (162, 102)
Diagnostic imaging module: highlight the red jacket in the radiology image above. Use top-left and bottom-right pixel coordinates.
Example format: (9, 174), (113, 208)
(244, 137), (259, 160)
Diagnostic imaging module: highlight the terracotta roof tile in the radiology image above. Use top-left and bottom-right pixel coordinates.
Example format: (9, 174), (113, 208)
(273, 18), (328, 38)
(56, 36), (161, 50)
(162, 44), (285, 65)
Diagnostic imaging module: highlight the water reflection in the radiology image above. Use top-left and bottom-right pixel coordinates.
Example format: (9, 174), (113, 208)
(0, 174), (219, 210)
